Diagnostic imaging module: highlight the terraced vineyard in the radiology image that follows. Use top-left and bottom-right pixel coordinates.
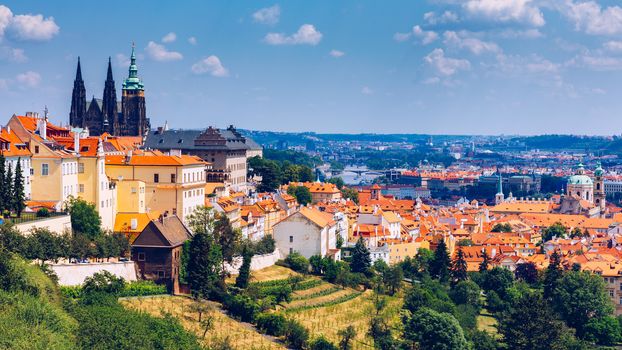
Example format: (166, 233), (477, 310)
(121, 296), (285, 350)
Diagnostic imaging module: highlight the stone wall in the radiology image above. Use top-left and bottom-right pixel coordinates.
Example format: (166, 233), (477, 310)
(225, 249), (281, 274)
(51, 261), (138, 286)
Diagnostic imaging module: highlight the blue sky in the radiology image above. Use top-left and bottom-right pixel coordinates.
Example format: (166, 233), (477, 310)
(2, 1), (622, 135)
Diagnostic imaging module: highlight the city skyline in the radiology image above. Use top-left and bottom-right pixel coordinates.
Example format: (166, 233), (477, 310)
(3, 1), (622, 135)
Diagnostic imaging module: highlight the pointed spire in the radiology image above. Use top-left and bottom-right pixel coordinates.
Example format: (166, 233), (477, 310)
(106, 56), (113, 81)
(75, 56), (83, 81)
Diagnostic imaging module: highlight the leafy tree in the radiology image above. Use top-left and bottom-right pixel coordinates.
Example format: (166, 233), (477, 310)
(327, 177), (345, 190)
(350, 237), (371, 275)
(583, 316), (622, 345)
(430, 240), (450, 283)
(285, 252), (309, 273)
(214, 214), (241, 269)
(456, 239), (473, 247)
(309, 254), (324, 275)
(66, 197), (102, 240)
(0, 154), (6, 212)
(309, 336), (338, 350)
(478, 267), (514, 299)
(514, 262), (539, 285)
(4, 163), (13, 214)
(450, 280), (481, 310)
(479, 249), (490, 272)
(82, 271), (125, 296)
(341, 187), (359, 204)
(491, 223), (512, 233)
(255, 313), (288, 336)
(552, 271), (614, 336)
(284, 319), (309, 349)
(248, 156), (281, 192)
(368, 315), (397, 350)
(403, 307), (468, 350)
(235, 244), (252, 289)
(542, 222), (567, 242)
(382, 265), (404, 296)
(470, 330), (498, 350)
(498, 291), (579, 350)
(288, 185), (312, 206)
(543, 251), (563, 300)
(29, 228), (64, 263)
(0, 223), (25, 254)
(450, 248), (468, 284)
(338, 325), (356, 350)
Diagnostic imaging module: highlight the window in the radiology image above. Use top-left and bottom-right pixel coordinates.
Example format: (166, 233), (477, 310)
(171, 174), (176, 183)
(158, 270), (165, 278)
(137, 252), (146, 261)
(289, 235), (293, 243)
(30, 168), (34, 176)
(131, 187), (137, 193)
(610, 290), (615, 298)
(41, 163), (49, 176)
(78, 163), (84, 173)
(289, 248), (293, 254)
(154, 173), (159, 183)
(34, 145), (39, 154)
(79, 184), (84, 193)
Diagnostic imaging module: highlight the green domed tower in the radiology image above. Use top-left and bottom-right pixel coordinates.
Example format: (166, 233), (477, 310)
(119, 43), (149, 136)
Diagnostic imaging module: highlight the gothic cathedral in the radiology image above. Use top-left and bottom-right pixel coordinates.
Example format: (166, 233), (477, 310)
(69, 45), (150, 137)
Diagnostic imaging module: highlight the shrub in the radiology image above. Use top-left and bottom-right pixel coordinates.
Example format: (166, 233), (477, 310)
(309, 335), (338, 350)
(285, 252), (309, 273)
(252, 235), (276, 255)
(450, 280), (482, 310)
(284, 319), (309, 349)
(255, 313), (288, 336)
(36, 208), (50, 218)
(223, 294), (260, 323)
(82, 271), (125, 296)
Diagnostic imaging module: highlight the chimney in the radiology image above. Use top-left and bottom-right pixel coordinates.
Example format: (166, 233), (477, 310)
(125, 150), (132, 164)
(74, 132), (80, 155)
(6, 125), (10, 134)
(491, 248), (497, 258)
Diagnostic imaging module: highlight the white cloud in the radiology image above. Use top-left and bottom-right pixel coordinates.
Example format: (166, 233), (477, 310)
(424, 48), (471, 76)
(562, 1), (622, 35)
(329, 49), (345, 57)
(443, 31), (500, 55)
(575, 54), (622, 70)
(424, 10), (459, 25)
(145, 41), (183, 62)
(116, 53), (130, 66)
(394, 25), (438, 44)
(361, 86), (373, 95)
(0, 5), (59, 41)
(16, 71), (40, 87)
(162, 32), (176, 43)
(463, 0), (545, 27)
(9, 13), (59, 41)
(188, 36), (197, 45)
(423, 77), (441, 85)
(0, 46), (26, 62)
(525, 58), (559, 73)
(191, 55), (229, 77)
(264, 24), (322, 45)
(253, 5), (280, 25)
(604, 41), (622, 52)
(496, 28), (543, 39)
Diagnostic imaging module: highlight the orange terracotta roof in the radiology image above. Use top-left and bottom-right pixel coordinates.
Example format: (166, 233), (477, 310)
(105, 154), (206, 166)
(0, 128), (31, 157)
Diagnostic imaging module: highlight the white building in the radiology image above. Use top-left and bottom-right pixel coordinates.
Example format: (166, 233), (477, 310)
(273, 206), (341, 260)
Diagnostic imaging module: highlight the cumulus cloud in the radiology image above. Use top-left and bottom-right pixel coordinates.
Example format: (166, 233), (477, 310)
(361, 86), (373, 95)
(443, 31), (501, 55)
(424, 48), (471, 76)
(253, 5), (280, 25)
(463, 0), (545, 27)
(0, 5), (59, 41)
(329, 49), (345, 57)
(162, 32), (176, 43)
(188, 36), (197, 45)
(116, 53), (130, 66)
(604, 41), (622, 52)
(424, 10), (459, 25)
(16, 71), (40, 87)
(191, 55), (229, 77)
(264, 24), (322, 45)
(0, 46), (26, 62)
(496, 28), (543, 39)
(145, 41), (183, 61)
(394, 25), (438, 44)
(561, 0), (622, 35)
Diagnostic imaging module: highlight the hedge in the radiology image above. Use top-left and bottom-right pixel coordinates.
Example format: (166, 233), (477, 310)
(60, 280), (167, 299)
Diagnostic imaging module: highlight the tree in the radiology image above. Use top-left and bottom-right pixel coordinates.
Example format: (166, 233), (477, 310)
(450, 280), (481, 310)
(248, 157), (281, 192)
(350, 237), (371, 274)
(0, 154), (6, 213)
(4, 163), (13, 214)
(82, 270), (126, 295)
(67, 197), (102, 239)
(327, 177), (345, 190)
(542, 222), (567, 242)
(479, 249), (490, 272)
(337, 325), (356, 350)
(309, 336), (338, 350)
(284, 319), (309, 350)
(450, 248), (468, 284)
(514, 262), (539, 285)
(543, 251), (563, 300)
(430, 240), (450, 283)
(402, 307), (468, 350)
(213, 214), (241, 268)
(479, 267), (514, 299)
(341, 187), (359, 204)
(552, 271), (614, 336)
(288, 185), (312, 206)
(583, 316), (622, 345)
(187, 231), (224, 300)
(498, 291), (578, 350)
(368, 315), (397, 350)
(491, 223), (512, 233)
(382, 265), (404, 296)
(285, 252), (309, 273)
(235, 244), (252, 289)
(309, 254), (324, 275)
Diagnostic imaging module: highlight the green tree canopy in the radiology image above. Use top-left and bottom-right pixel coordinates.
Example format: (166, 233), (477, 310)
(430, 240), (450, 283)
(350, 237), (371, 274)
(67, 197), (102, 240)
(402, 307), (468, 350)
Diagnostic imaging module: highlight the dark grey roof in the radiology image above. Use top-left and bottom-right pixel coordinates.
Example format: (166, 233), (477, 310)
(133, 215), (191, 248)
(144, 128), (260, 152)
(86, 99), (122, 113)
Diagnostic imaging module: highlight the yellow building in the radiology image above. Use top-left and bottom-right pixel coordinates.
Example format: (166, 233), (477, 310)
(105, 152), (207, 223)
(385, 239), (431, 265)
(115, 180), (146, 213)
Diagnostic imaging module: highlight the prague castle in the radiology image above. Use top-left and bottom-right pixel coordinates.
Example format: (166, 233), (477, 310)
(69, 45), (149, 137)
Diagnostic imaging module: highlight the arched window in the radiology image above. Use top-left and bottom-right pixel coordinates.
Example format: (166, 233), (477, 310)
(597, 183), (601, 190)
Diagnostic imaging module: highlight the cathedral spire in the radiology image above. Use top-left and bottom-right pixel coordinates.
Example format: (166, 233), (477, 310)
(123, 42), (144, 91)
(106, 56), (113, 81)
(70, 57), (87, 128)
(75, 56), (83, 81)
(103, 56), (118, 135)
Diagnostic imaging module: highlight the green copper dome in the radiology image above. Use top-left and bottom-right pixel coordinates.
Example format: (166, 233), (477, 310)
(568, 174), (593, 185)
(594, 162), (604, 177)
(123, 44), (144, 91)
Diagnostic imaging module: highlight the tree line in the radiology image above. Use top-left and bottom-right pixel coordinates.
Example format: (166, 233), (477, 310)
(0, 155), (26, 217)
